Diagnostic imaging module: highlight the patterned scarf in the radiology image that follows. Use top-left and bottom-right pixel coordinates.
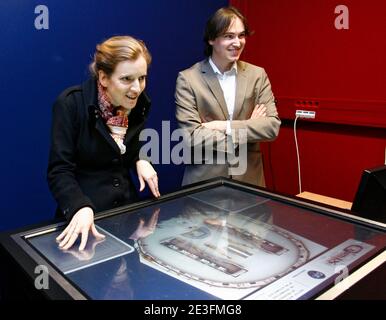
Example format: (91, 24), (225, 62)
(97, 81), (130, 154)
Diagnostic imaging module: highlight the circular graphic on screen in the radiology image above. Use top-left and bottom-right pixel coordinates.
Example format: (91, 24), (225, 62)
(136, 212), (310, 289)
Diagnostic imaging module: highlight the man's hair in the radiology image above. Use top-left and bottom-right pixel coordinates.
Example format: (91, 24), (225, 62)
(89, 35), (152, 78)
(203, 6), (251, 57)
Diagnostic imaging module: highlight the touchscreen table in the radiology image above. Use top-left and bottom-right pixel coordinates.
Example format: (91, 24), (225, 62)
(1, 179), (385, 300)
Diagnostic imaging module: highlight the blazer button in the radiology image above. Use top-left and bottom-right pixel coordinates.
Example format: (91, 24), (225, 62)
(113, 200), (119, 206)
(113, 178), (120, 187)
(112, 158), (119, 165)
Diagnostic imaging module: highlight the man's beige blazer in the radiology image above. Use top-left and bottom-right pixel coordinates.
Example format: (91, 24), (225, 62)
(175, 59), (281, 187)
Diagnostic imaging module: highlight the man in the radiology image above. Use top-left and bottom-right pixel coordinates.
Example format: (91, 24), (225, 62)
(175, 6), (280, 187)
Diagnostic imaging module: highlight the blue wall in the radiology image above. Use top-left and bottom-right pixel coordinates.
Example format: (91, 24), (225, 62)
(0, 0), (227, 231)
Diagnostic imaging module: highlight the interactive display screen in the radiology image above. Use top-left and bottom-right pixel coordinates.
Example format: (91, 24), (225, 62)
(24, 184), (386, 300)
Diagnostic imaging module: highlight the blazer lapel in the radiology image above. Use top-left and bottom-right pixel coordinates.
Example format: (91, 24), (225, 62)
(124, 122), (142, 146)
(95, 121), (121, 154)
(89, 105), (121, 154)
(83, 80), (122, 154)
(200, 60), (229, 119)
(233, 61), (248, 120)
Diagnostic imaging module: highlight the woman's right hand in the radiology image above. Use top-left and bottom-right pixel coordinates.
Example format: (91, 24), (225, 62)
(56, 207), (105, 251)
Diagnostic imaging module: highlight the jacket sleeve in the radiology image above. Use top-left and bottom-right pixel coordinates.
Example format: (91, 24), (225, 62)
(175, 71), (230, 157)
(230, 68), (281, 144)
(47, 94), (95, 221)
(175, 68), (281, 156)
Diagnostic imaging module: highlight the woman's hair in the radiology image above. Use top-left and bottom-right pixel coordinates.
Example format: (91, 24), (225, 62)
(203, 6), (251, 57)
(89, 35), (152, 78)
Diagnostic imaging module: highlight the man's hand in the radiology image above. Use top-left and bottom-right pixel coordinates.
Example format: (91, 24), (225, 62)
(250, 104), (267, 119)
(202, 120), (227, 132)
(136, 160), (160, 198)
(56, 207), (105, 251)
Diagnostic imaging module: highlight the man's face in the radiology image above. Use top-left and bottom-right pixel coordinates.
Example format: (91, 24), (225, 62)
(209, 17), (246, 71)
(99, 55), (147, 111)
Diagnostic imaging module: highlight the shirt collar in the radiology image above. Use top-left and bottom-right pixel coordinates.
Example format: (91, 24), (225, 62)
(209, 57), (237, 76)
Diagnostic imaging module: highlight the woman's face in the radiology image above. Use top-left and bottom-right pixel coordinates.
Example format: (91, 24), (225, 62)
(99, 55), (147, 110)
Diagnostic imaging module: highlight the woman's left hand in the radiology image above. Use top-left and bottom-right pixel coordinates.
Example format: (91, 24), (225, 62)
(136, 160), (160, 198)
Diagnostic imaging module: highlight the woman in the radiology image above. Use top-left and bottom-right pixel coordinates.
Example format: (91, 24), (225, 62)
(47, 36), (160, 251)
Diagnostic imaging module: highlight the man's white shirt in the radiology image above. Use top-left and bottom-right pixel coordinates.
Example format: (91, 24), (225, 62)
(208, 57), (237, 135)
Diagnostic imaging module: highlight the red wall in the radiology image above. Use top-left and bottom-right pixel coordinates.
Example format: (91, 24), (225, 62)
(231, 0), (386, 201)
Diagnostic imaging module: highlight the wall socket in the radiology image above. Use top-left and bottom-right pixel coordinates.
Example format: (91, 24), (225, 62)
(295, 110), (316, 119)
